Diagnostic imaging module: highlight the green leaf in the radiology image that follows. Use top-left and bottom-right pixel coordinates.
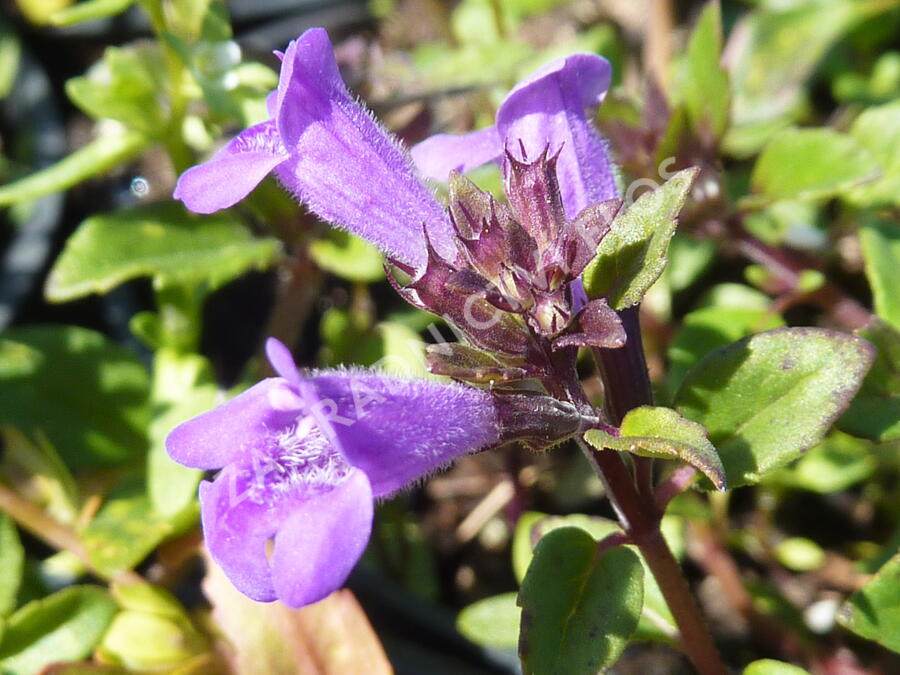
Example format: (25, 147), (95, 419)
(724, 0), (893, 157)
(743, 659), (810, 675)
(512, 511), (547, 584)
(518, 528), (643, 674)
(46, 203), (281, 301)
(839, 319), (900, 442)
(769, 431), (876, 494)
(0, 516), (23, 617)
(0, 586), (117, 674)
(585, 406), (726, 490)
(666, 234), (716, 294)
(675, 328), (874, 487)
(82, 478), (196, 577)
(666, 304), (784, 397)
(583, 168), (698, 309)
(1, 428), (80, 525)
(838, 553), (900, 653)
(164, 0), (213, 42)
(512, 513), (682, 645)
(743, 200), (824, 248)
(0, 27), (21, 100)
(65, 45), (166, 134)
(99, 611), (207, 670)
(308, 230), (385, 283)
(774, 537), (826, 573)
(99, 583), (208, 670)
(748, 128), (879, 206)
(50, 0), (133, 26)
(859, 218), (900, 330)
(681, 1), (729, 142)
(457, 593), (520, 649)
(0, 325), (150, 469)
(0, 131), (147, 207)
(847, 100), (900, 207)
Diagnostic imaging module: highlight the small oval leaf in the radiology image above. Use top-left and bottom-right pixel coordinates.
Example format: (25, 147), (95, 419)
(457, 593), (520, 649)
(0, 515), (24, 617)
(0, 132), (146, 207)
(585, 406), (727, 490)
(675, 327), (874, 488)
(838, 553), (900, 654)
(46, 203), (281, 302)
(0, 586), (117, 673)
(583, 168), (698, 309)
(518, 527), (643, 674)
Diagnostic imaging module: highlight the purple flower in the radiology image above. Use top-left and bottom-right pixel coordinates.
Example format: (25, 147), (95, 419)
(411, 54), (619, 219)
(166, 338), (500, 607)
(173, 28), (455, 268)
(174, 28), (618, 267)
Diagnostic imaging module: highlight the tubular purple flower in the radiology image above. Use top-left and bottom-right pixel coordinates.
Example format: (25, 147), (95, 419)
(166, 338), (500, 607)
(173, 29), (454, 268)
(411, 55), (619, 218)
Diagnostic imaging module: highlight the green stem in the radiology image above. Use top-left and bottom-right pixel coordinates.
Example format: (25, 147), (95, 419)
(139, 0), (192, 174)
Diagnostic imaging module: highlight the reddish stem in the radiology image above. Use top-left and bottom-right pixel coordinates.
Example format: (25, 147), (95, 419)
(578, 441), (726, 675)
(655, 465), (699, 511)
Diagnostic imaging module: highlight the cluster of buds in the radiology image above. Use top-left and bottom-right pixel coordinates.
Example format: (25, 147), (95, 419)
(392, 147), (626, 384)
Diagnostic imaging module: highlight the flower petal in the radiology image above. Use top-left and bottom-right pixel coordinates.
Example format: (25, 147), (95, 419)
(265, 337), (301, 387)
(304, 373), (500, 496)
(199, 469), (281, 602)
(174, 120), (288, 214)
(271, 28), (453, 267)
(410, 126), (503, 182)
(497, 54), (618, 217)
(166, 378), (297, 470)
(270, 470), (373, 607)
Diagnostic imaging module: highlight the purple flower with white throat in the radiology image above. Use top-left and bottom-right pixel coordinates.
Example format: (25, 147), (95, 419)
(166, 338), (501, 607)
(166, 339), (587, 607)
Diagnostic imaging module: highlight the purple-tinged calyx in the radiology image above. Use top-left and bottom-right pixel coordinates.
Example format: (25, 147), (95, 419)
(403, 150), (625, 378)
(494, 392), (596, 451)
(173, 28), (626, 376)
(166, 338), (590, 608)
